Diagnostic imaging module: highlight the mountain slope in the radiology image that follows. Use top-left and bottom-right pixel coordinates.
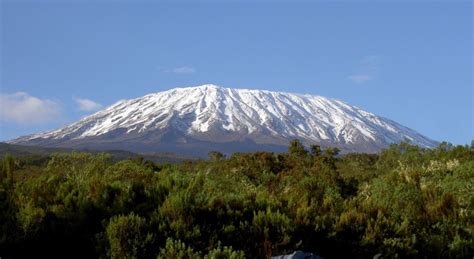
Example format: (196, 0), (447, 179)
(0, 142), (193, 163)
(10, 84), (437, 156)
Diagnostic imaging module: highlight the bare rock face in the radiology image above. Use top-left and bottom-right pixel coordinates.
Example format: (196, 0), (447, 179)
(10, 84), (437, 157)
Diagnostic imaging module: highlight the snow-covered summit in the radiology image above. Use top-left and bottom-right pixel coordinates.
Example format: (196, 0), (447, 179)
(11, 84), (437, 155)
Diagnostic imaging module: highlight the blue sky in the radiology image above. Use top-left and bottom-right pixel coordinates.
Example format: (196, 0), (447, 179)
(1, 1), (472, 144)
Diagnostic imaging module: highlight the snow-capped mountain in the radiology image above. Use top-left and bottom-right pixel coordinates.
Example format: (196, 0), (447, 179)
(10, 84), (437, 156)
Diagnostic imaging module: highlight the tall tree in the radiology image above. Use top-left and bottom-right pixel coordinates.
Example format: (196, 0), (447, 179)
(288, 139), (308, 158)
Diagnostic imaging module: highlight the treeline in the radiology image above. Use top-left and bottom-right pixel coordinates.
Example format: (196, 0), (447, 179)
(0, 141), (473, 258)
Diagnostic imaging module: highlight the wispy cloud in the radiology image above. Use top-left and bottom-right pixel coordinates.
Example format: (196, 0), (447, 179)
(349, 55), (380, 84)
(0, 92), (61, 124)
(160, 66), (196, 74)
(74, 97), (103, 112)
(349, 74), (372, 83)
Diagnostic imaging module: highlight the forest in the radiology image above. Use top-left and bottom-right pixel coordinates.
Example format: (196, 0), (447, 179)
(0, 141), (472, 258)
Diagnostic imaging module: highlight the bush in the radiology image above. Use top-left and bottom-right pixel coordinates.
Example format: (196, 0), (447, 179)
(105, 213), (154, 259)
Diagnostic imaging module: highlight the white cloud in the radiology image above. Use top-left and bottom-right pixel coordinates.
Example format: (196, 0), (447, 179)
(349, 74), (372, 83)
(74, 97), (103, 112)
(0, 92), (61, 124)
(161, 66), (196, 74)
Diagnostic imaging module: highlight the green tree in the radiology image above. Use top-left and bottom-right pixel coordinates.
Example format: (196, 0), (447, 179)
(204, 242), (245, 259)
(158, 238), (200, 259)
(208, 151), (225, 161)
(105, 213), (154, 259)
(252, 208), (292, 258)
(288, 139), (308, 158)
(310, 144), (322, 157)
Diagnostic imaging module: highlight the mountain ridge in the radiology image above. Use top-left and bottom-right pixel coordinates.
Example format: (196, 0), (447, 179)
(10, 84), (437, 157)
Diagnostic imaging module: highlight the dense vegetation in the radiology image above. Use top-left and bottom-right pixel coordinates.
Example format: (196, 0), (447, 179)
(0, 141), (473, 258)
(0, 143), (191, 164)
